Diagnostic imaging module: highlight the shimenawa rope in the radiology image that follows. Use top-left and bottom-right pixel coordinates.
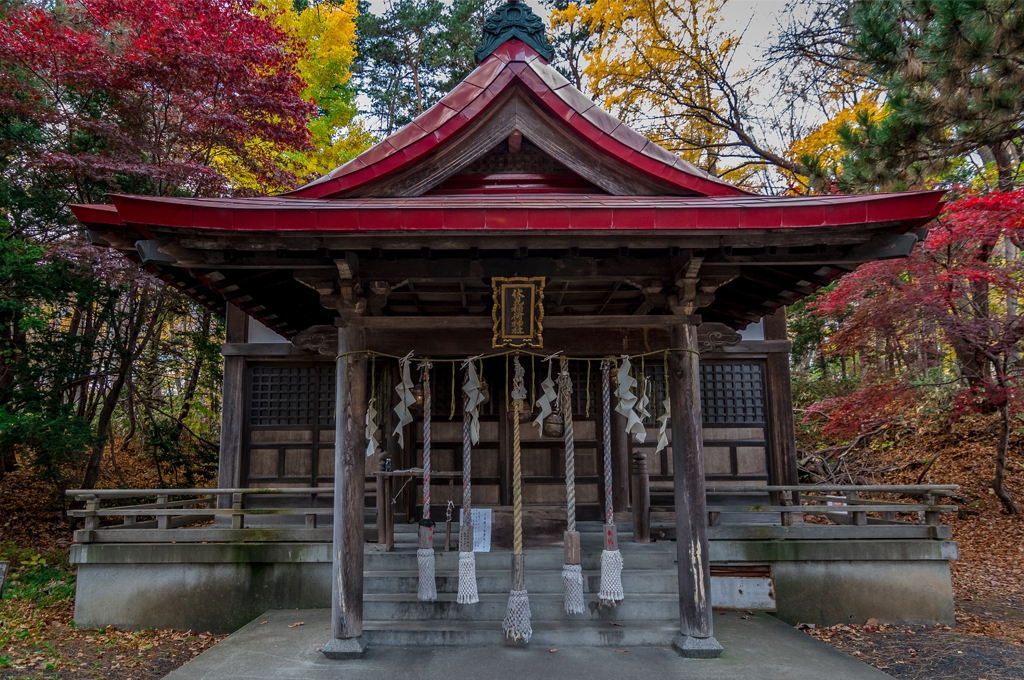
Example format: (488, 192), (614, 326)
(457, 358), (483, 605)
(599, 360), (624, 606)
(503, 356), (532, 642)
(416, 362), (437, 602)
(559, 356), (585, 615)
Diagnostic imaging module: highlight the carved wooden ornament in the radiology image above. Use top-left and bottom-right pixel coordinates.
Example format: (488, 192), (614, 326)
(696, 322), (742, 352)
(491, 277), (545, 348)
(291, 324), (338, 356)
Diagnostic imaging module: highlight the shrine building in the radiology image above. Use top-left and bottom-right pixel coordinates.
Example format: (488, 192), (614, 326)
(69, 0), (957, 659)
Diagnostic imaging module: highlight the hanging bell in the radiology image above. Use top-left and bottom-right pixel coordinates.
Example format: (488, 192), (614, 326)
(411, 382), (425, 408)
(542, 412), (565, 438)
(479, 377), (491, 405)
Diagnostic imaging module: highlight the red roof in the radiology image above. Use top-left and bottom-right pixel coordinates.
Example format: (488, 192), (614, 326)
(77, 191), (944, 234)
(287, 40), (748, 199)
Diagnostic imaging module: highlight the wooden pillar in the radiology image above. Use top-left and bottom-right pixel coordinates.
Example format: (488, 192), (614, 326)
(668, 322), (721, 657)
(217, 304), (247, 508)
(323, 321), (367, 659)
(611, 410), (630, 514)
(764, 309), (799, 512)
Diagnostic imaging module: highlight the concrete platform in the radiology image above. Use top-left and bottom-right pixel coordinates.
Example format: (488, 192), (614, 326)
(163, 609), (890, 680)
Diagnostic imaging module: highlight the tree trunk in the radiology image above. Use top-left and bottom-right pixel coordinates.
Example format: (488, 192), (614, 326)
(81, 291), (162, 489)
(991, 142), (1015, 193)
(81, 372), (127, 490)
(174, 309), (210, 432)
(993, 401), (1020, 514)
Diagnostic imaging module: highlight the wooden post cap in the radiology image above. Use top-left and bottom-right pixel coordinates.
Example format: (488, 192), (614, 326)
(563, 530), (581, 565)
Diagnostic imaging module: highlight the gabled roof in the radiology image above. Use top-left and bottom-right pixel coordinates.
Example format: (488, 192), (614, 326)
(288, 40), (748, 199)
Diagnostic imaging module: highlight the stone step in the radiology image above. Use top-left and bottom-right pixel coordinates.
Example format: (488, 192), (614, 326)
(364, 569), (679, 595)
(361, 619), (678, 647)
(363, 546), (676, 572)
(363, 592), (678, 622)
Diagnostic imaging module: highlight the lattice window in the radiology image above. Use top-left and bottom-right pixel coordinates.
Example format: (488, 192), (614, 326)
(249, 366), (335, 427)
(699, 363), (765, 424)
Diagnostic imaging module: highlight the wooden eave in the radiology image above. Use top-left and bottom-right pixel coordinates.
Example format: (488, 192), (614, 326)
(72, 189), (943, 337)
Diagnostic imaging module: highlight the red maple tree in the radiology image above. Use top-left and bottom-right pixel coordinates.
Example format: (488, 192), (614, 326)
(807, 189), (1024, 513)
(0, 0), (314, 200)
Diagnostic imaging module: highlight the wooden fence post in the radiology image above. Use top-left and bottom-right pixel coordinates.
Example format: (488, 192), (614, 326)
(83, 497), (100, 532)
(231, 493), (244, 530)
(157, 495), (169, 530)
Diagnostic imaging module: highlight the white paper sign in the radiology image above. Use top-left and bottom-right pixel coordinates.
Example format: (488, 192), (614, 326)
(458, 508), (492, 553)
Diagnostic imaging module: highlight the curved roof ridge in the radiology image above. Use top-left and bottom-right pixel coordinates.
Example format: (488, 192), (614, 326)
(287, 40), (748, 199)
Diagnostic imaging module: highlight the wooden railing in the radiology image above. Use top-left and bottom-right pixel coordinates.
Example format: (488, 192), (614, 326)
(705, 484), (957, 525)
(641, 483), (959, 542)
(67, 488), (334, 544)
(66, 483), (959, 545)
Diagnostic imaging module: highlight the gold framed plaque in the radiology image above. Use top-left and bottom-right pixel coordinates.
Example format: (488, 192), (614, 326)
(491, 277), (545, 348)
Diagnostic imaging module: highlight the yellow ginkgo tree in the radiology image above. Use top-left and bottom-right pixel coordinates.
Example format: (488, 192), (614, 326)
(222, 0), (372, 192)
(552, 0), (802, 188)
(268, 0), (373, 179)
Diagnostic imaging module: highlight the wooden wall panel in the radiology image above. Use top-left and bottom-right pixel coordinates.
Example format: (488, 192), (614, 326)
(284, 449), (312, 477)
(248, 449), (278, 479)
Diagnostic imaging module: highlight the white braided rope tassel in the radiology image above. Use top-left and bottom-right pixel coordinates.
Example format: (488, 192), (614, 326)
(457, 551), (479, 604)
(502, 589), (533, 643)
(562, 563), (585, 615)
(599, 547), (624, 605)
(417, 547), (437, 601)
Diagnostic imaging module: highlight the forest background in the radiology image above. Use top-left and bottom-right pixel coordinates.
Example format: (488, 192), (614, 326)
(0, 0), (1022, 556)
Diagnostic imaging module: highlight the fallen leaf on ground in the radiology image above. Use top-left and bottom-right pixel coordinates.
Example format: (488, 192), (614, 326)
(609, 622), (623, 627)
(288, 622), (305, 628)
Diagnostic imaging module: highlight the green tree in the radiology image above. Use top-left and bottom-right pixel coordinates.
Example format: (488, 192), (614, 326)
(355, 0), (489, 136)
(833, 0), (1024, 192)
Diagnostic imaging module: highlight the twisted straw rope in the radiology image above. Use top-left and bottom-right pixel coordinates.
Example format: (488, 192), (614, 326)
(559, 356), (576, 534)
(422, 364), (431, 518)
(462, 394), (472, 526)
(512, 398), (524, 556)
(601, 360), (613, 525)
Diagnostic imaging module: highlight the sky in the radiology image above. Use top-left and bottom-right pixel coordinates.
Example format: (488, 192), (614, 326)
(361, 0), (802, 69)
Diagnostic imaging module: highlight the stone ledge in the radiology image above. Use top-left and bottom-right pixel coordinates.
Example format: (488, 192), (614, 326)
(70, 539), (958, 565)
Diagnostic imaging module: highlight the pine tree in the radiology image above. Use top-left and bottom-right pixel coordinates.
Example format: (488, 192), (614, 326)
(837, 0), (1024, 192)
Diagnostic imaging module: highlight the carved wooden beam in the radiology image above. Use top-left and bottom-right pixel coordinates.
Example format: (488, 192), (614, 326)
(696, 323), (742, 352)
(291, 324), (339, 356)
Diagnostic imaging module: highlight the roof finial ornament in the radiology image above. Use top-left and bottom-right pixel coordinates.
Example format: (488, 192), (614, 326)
(474, 0), (554, 63)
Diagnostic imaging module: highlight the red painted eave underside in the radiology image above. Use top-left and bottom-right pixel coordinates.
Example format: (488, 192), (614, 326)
(286, 40), (746, 199)
(73, 190), (946, 234)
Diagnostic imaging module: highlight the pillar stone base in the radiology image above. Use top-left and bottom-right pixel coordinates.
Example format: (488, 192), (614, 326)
(673, 633), (723, 659)
(322, 636), (366, 659)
